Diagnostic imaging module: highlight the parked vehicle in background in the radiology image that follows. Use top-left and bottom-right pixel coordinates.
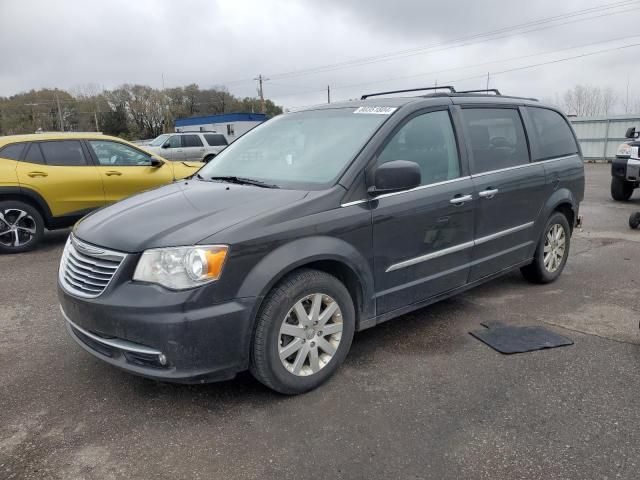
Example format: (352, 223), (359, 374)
(0, 133), (202, 253)
(611, 126), (640, 201)
(145, 132), (228, 163)
(58, 86), (584, 394)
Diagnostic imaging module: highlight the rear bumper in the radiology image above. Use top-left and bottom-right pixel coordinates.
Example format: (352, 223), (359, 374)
(59, 284), (258, 384)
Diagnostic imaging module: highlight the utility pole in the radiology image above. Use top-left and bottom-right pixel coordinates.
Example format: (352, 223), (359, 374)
(55, 92), (64, 131)
(254, 74), (269, 113)
(486, 72), (490, 92)
(327, 85), (331, 104)
(94, 111), (100, 132)
(625, 74), (630, 114)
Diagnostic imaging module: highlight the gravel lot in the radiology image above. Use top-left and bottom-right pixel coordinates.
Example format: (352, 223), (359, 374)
(1, 163), (639, 480)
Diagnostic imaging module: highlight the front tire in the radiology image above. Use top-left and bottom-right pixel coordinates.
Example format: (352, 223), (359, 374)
(630, 212), (640, 230)
(250, 269), (355, 395)
(521, 212), (571, 284)
(611, 177), (634, 201)
(0, 200), (44, 254)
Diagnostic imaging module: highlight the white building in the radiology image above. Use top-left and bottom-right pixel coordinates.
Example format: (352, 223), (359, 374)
(174, 112), (267, 143)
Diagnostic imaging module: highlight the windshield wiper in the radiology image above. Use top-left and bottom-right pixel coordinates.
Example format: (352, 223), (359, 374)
(208, 176), (280, 189)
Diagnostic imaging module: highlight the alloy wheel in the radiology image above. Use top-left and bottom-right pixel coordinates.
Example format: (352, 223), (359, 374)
(278, 293), (343, 376)
(0, 209), (37, 248)
(543, 223), (566, 273)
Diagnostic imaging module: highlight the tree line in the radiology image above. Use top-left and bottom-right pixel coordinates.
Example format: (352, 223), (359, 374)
(544, 84), (640, 117)
(0, 84), (283, 139)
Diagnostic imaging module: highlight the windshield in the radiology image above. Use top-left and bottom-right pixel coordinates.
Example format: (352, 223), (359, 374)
(149, 134), (170, 147)
(198, 107), (391, 189)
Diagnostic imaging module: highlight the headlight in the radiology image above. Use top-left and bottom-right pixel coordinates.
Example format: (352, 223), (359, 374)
(133, 245), (228, 290)
(617, 143), (632, 157)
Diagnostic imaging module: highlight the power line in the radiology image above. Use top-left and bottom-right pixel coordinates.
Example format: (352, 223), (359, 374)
(221, 0), (639, 85)
(288, 40), (640, 110)
(330, 32), (640, 92)
(443, 41), (640, 85)
(269, 0), (640, 80)
(268, 33), (640, 100)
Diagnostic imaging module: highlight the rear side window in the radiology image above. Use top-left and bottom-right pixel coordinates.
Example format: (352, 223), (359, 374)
(461, 108), (529, 174)
(527, 107), (578, 160)
(40, 140), (88, 166)
(203, 134), (228, 146)
(0, 143), (26, 160)
(377, 110), (460, 185)
(183, 135), (203, 147)
(23, 143), (46, 164)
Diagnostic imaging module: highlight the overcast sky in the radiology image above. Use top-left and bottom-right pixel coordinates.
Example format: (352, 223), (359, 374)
(1, 0), (640, 110)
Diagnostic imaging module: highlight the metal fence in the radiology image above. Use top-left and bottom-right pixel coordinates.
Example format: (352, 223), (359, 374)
(569, 114), (640, 161)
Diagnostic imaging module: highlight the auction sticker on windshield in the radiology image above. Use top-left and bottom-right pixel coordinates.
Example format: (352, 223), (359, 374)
(353, 106), (397, 114)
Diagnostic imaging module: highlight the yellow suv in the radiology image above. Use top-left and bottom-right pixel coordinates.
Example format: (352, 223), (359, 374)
(0, 133), (202, 253)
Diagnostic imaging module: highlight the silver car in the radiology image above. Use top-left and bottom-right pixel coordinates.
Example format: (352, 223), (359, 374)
(146, 132), (228, 162)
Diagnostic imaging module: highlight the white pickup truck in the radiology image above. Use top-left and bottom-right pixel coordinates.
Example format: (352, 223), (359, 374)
(611, 127), (640, 201)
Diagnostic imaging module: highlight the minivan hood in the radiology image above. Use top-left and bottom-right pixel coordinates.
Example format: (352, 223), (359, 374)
(75, 180), (309, 252)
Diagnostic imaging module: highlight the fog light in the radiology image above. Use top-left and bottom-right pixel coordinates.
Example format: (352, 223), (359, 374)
(158, 354), (167, 366)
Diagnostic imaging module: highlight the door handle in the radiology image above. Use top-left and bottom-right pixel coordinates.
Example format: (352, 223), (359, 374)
(479, 188), (499, 199)
(105, 171), (122, 176)
(27, 171), (48, 177)
(450, 194), (473, 206)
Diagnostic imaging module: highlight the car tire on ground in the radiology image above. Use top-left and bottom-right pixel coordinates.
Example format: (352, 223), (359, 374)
(521, 212), (571, 284)
(250, 268), (355, 395)
(0, 200), (45, 254)
(629, 212), (640, 230)
(611, 177), (634, 201)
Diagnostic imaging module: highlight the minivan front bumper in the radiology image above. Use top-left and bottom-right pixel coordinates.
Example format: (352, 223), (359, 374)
(58, 285), (258, 384)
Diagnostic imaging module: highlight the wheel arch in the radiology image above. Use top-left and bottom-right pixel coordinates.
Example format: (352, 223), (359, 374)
(0, 186), (53, 226)
(541, 188), (578, 231)
(237, 236), (375, 333)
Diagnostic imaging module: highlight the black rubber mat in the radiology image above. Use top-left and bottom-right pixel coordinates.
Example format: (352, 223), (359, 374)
(469, 321), (573, 354)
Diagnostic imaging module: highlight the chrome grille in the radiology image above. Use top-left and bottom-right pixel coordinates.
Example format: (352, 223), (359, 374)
(59, 235), (126, 298)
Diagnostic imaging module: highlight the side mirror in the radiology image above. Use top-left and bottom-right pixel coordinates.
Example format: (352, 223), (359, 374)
(369, 160), (421, 196)
(162, 143), (171, 149)
(150, 157), (164, 167)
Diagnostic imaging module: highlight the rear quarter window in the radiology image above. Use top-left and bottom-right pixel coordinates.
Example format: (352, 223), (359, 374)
(0, 143), (26, 160)
(527, 107), (579, 161)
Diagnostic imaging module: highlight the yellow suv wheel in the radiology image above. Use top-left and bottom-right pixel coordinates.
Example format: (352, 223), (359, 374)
(0, 201), (45, 254)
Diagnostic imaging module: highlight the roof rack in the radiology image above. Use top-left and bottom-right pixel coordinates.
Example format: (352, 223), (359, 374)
(360, 86), (539, 102)
(361, 86), (456, 100)
(456, 88), (501, 95)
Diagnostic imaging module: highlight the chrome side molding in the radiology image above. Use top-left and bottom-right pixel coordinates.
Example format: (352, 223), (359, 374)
(385, 221), (535, 273)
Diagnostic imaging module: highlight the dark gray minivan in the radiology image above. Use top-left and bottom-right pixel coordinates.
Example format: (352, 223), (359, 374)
(58, 87), (585, 394)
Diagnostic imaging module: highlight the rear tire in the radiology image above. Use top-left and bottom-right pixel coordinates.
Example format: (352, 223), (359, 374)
(0, 200), (44, 253)
(630, 212), (640, 230)
(521, 212), (571, 284)
(611, 177), (634, 201)
(250, 269), (355, 395)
